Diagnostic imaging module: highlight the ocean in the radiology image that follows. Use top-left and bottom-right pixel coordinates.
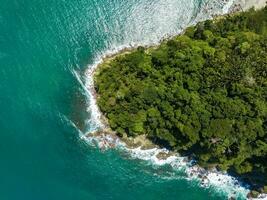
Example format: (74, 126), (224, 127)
(0, 0), (248, 199)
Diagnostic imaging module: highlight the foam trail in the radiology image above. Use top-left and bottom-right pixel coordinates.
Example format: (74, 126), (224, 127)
(72, 69), (104, 132)
(58, 113), (85, 139)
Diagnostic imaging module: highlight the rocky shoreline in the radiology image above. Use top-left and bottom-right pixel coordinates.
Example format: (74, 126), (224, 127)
(84, 49), (266, 199)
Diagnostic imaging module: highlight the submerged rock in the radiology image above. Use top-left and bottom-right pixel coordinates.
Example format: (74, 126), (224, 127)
(156, 152), (174, 160)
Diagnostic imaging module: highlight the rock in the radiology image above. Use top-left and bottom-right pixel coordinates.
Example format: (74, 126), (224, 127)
(247, 190), (260, 199)
(156, 152), (171, 160)
(121, 134), (157, 149)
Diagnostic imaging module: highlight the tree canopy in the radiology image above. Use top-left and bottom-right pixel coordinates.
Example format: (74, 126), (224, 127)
(95, 7), (267, 189)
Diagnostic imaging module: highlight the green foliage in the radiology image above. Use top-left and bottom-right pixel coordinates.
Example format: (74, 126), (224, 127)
(95, 7), (267, 186)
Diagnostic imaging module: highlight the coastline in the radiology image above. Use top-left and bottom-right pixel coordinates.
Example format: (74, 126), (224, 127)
(82, 1), (267, 199)
(84, 50), (250, 200)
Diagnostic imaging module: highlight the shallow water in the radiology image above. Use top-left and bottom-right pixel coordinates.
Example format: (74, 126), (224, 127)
(0, 0), (247, 199)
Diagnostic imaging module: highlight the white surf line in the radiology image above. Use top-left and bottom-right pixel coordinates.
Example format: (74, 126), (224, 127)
(72, 68), (105, 132)
(82, 131), (250, 199)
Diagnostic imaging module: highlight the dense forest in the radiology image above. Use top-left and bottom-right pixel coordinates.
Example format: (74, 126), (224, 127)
(95, 7), (267, 191)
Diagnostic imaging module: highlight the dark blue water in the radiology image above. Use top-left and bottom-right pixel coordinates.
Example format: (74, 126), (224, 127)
(0, 0), (245, 199)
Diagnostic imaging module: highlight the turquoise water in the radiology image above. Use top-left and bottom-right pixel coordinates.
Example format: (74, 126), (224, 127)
(0, 0), (243, 199)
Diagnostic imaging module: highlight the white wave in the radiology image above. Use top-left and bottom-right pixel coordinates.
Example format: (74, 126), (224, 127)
(254, 194), (267, 200)
(81, 130), (250, 199)
(127, 147), (249, 199)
